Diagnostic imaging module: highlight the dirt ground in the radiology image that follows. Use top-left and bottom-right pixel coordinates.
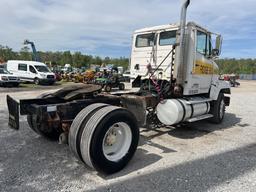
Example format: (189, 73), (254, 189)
(0, 80), (256, 192)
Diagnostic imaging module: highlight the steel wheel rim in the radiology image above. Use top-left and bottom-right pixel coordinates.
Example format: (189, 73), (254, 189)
(102, 122), (132, 162)
(220, 99), (225, 119)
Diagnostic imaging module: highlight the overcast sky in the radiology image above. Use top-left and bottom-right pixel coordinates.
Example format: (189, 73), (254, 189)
(0, 0), (255, 58)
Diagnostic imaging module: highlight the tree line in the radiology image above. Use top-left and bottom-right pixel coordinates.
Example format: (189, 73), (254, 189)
(0, 45), (255, 74)
(0, 45), (129, 69)
(217, 58), (256, 74)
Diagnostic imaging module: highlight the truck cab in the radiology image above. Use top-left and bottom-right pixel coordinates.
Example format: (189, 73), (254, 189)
(130, 22), (229, 97)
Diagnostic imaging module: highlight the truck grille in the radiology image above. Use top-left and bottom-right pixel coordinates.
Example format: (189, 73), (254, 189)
(47, 75), (55, 79)
(8, 77), (18, 81)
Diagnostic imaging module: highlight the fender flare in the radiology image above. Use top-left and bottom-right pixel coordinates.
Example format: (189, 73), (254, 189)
(209, 80), (231, 101)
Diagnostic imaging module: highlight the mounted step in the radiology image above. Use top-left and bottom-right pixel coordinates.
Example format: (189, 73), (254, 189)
(186, 114), (213, 123)
(185, 98), (212, 105)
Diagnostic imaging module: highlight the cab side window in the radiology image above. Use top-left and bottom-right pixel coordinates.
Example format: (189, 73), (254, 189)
(29, 65), (37, 74)
(136, 33), (155, 47)
(18, 64), (27, 71)
(196, 31), (208, 55)
(159, 30), (176, 46)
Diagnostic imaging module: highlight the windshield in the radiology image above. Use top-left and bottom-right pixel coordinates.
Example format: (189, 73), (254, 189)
(34, 65), (50, 72)
(0, 68), (10, 74)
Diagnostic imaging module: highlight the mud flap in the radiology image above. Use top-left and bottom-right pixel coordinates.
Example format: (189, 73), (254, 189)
(6, 95), (20, 130)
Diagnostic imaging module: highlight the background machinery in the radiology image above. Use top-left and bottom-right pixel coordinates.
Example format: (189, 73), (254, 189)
(7, 0), (230, 174)
(24, 39), (40, 62)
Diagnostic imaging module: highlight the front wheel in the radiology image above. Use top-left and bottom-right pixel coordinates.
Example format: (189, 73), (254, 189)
(209, 93), (225, 124)
(79, 106), (139, 174)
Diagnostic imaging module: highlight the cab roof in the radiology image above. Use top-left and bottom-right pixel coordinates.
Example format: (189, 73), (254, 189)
(134, 22), (214, 34)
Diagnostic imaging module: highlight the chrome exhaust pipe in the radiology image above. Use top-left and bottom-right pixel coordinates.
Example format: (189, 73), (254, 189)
(175, 0), (190, 87)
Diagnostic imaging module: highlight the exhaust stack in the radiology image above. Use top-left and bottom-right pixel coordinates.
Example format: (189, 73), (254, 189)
(174, 0), (190, 87)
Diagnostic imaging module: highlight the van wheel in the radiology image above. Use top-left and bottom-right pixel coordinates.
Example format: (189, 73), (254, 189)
(209, 93), (225, 124)
(79, 106), (139, 174)
(34, 78), (40, 85)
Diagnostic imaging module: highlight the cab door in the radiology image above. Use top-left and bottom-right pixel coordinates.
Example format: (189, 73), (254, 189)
(157, 30), (177, 80)
(192, 30), (213, 94)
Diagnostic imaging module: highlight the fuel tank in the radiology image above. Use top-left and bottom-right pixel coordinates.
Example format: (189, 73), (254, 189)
(156, 97), (210, 125)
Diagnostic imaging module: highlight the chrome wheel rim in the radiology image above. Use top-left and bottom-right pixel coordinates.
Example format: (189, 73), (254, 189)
(102, 122), (132, 162)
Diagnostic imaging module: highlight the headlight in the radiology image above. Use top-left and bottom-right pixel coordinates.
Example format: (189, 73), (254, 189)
(1, 76), (8, 81)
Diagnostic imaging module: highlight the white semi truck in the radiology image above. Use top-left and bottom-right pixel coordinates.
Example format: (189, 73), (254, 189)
(7, 0), (230, 174)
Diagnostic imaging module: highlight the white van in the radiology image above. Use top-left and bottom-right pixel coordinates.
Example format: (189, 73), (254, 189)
(6, 60), (56, 85)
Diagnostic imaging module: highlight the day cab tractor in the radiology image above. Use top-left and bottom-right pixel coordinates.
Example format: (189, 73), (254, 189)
(7, 0), (230, 175)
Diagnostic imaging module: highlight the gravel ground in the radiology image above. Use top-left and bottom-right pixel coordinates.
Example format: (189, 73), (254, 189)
(0, 81), (74, 93)
(0, 80), (256, 192)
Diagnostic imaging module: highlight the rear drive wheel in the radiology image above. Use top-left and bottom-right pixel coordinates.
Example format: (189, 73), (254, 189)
(209, 93), (225, 124)
(79, 106), (139, 174)
(118, 83), (125, 90)
(69, 103), (109, 161)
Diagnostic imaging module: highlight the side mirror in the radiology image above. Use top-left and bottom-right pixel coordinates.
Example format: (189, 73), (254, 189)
(212, 49), (220, 57)
(214, 35), (223, 56)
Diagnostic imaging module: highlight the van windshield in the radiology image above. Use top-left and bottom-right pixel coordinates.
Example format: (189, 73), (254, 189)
(35, 65), (50, 72)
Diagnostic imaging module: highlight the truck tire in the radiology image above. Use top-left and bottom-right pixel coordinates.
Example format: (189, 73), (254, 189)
(27, 93), (61, 140)
(104, 84), (112, 92)
(209, 93), (225, 124)
(69, 103), (109, 161)
(79, 106), (139, 174)
(119, 83), (125, 90)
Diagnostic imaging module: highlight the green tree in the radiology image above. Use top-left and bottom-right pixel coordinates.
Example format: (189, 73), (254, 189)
(73, 52), (84, 68)
(61, 51), (73, 65)
(19, 46), (31, 60)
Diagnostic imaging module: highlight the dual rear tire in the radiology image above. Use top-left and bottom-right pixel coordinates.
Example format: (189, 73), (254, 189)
(69, 103), (139, 174)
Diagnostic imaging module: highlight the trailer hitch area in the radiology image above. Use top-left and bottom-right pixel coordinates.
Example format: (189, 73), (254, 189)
(59, 121), (72, 144)
(6, 95), (20, 130)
